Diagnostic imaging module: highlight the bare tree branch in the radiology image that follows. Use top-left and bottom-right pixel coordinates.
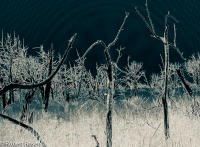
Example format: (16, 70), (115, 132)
(145, 0), (156, 35)
(136, 0), (171, 140)
(173, 24), (176, 47)
(176, 69), (195, 99)
(80, 40), (107, 60)
(0, 113), (46, 147)
(115, 46), (125, 64)
(135, 1), (184, 60)
(107, 12), (129, 50)
(135, 7), (153, 35)
(91, 135), (100, 147)
(80, 12), (129, 61)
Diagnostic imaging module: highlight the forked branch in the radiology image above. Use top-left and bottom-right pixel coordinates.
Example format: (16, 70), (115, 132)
(80, 12), (129, 60)
(135, 0), (185, 60)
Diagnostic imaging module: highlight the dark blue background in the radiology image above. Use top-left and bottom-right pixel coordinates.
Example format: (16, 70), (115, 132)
(0, 0), (199, 76)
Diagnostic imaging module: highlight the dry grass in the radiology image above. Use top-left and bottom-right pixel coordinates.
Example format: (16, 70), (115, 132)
(0, 97), (200, 147)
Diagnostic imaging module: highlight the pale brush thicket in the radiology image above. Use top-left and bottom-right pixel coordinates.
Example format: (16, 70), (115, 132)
(1, 1), (200, 147)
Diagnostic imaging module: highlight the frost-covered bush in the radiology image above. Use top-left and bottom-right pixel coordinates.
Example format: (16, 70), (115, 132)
(0, 33), (31, 104)
(51, 59), (86, 105)
(150, 73), (164, 92)
(168, 63), (181, 88)
(0, 33), (27, 85)
(184, 53), (200, 85)
(86, 64), (108, 102)
(123, 60), (146, 97)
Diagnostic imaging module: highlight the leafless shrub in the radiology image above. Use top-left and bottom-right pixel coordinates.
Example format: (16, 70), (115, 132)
(124, 59), (146, 97)
(184, 53), (200, 85)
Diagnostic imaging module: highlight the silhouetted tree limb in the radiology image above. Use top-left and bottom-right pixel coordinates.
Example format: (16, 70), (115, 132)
(135, 0), (185, 60)
(78, 12), (129, 147)
(135, 0), (171, 140)
(0, 113), (46, 147)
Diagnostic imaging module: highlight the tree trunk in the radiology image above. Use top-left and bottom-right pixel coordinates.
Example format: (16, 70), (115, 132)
(163, 35), (170, 140)
(106, 76), (114, 147)
(105, 53), (114, 147)
(134, 83), (138, 97)
(8, 58), (14, 104)
(43, 47), (53, 112)
(2, 93), (6, 113)
(195, 73), (199, 85)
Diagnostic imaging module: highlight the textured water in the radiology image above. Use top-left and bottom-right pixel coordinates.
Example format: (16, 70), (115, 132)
(0, 0), (199, 75)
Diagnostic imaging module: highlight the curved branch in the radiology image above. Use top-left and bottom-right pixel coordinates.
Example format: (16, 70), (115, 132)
(79, 12), (129, 61)
(0, 33), (77, 95)
(80, 40), (106, 60)
(0, 113), (46, 147)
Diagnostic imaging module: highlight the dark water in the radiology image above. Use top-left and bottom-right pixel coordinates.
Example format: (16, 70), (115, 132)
(0, 0), (200, 76)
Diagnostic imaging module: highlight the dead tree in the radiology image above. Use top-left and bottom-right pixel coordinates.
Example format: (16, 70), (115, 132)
(135, 0), (184, 140)
(79, 12), (129, 147)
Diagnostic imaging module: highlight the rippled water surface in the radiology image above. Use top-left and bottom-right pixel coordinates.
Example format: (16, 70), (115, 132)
(0, 0), (199, 75)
